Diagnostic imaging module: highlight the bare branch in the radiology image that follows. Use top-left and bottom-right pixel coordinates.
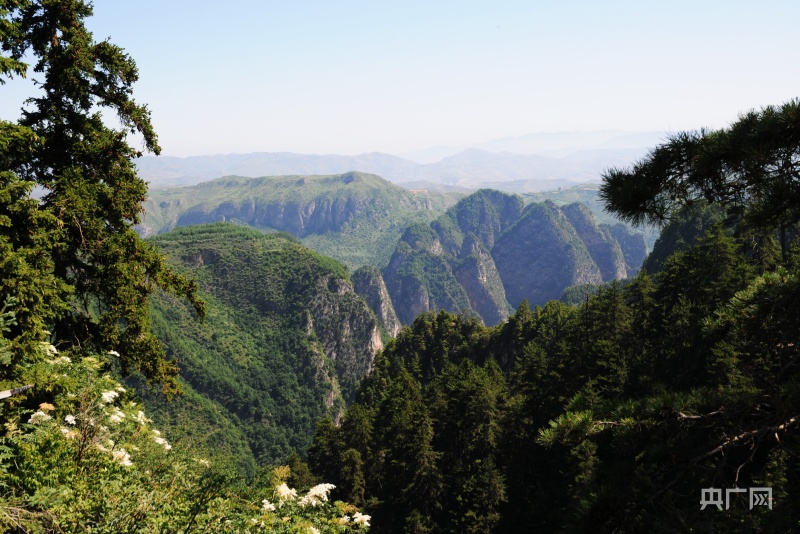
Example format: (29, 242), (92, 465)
(676, 409), (724, 420)
(693, 416), (797, 463)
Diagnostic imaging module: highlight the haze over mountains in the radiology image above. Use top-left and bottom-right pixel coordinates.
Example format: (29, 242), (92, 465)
(137, 130), (666, 192)
(399, 129), (667, 162)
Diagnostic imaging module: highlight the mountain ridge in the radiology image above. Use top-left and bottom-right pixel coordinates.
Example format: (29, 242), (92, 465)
(140, 172), (459, 269)
(137, 130), (663, 192)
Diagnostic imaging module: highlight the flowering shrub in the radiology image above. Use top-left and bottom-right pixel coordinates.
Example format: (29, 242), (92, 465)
(0, 343), (370, 532)
(249, 476), (370, 532)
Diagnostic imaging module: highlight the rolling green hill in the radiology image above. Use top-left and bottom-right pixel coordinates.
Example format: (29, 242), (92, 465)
(139, 172), (460, 269)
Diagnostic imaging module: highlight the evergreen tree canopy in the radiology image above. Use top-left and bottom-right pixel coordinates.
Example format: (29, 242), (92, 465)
(599, 100), (800, 250)
(0, 0), (203, 393)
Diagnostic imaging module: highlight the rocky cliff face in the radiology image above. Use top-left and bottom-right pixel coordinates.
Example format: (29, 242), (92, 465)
(493, 201), (603, 307)
(383, 190), (648, 325)
(383, 236), (473, 325)
(352, 266), (402, 337)
(308, 276), (383, 399)
(177, 194), (368, 237)
(605, 223), (649, 276)
(562, 203), (627, 281)
(383, 190), (520, 326)
(453, 234), (511, 325)
(146, 224), (384, 467)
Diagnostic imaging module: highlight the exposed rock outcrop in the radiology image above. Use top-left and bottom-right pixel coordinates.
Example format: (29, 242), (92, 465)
(562, 203), (627, 281)
(452, 235), (510, 325)
(605, 223), (649, 276)
(352, 266), (402, 337)
(382, 190), (647, 325)
(383, 190), (521, 326)
(383, 238), (472, 325)
(308, 275), (383, 399)
(493, 201), (602, 307)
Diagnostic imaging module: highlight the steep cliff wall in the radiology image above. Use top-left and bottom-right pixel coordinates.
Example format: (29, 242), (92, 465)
(562, 202), (627, 281)
(453, 234), (511, 325)
(352, 266), (402, 337)
(605, 223), (649, 276)
(492, 201), (603, 307)
(383, 191), (643, 324)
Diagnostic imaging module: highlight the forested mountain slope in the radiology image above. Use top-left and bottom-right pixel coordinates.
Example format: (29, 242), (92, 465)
(0, 2), (371, 529)
(139, 172), (459, 269)
(142, 224), (384, 472)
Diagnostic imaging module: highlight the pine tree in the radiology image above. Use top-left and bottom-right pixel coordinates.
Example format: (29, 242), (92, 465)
(0, 0), (202, 392)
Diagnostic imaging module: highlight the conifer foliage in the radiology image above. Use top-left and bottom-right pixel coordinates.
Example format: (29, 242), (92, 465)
(0, 0), (203, 392)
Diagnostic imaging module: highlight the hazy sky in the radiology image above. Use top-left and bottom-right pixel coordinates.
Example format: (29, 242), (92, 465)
(2, 0), (798, 156)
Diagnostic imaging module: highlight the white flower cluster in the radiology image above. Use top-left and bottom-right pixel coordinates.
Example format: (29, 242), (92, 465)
(275, 483), (298, 502)
(153, 436), (172, 451)
(335, 511), (370, 527)
(59, 427), (79, 440)
(261, 499), (275, 512)
(112, 448), (133, 467)
(28, 411), (51, 424)
(101, 390), (119, 403)
(298, 483), (336, 508)
(108, 407), (125, 424)
(353, 512), (371, 527)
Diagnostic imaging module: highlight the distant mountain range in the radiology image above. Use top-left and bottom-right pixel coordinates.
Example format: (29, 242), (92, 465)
(400, 130), (667, 162)
(136, 130), (665, 192)
(135, 152), (418, 188)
